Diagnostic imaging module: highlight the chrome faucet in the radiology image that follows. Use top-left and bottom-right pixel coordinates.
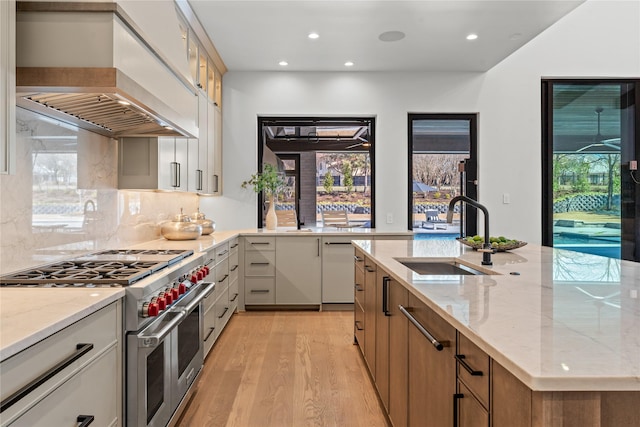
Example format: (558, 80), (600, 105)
(447, 195), (493, 265)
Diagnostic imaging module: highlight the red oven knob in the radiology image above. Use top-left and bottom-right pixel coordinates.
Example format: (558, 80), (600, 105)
(164, 292), (173, 305)
(178, 282), (187, 295)
(171, 287), (180, 300)
(203, 266), (210, 275)
(147, 302), (160, 317)
(197, 270), (204, 281)
(190, 274), (198, 284)
(156, 296), (167, 311)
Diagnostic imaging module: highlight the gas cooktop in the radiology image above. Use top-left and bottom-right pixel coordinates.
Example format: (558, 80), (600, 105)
(0, 249), (195, 287)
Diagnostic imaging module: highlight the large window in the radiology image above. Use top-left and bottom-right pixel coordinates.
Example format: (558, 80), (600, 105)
(542, 80), (639, 262)
(408, 114), (478, 237)
(257, 117), (375, 228)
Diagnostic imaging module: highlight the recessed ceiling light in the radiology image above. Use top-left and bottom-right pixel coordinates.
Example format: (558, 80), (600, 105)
(379, 31), (405, 42)
(466, 34), (478, 40)
(308, 32), (319, 39)
(344, 61), (354, 67)
(279, 61), (288, 66)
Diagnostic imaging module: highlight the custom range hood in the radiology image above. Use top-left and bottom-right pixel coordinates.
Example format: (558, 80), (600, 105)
(17, 67), (192, 138)
(16, 2), (198, 138)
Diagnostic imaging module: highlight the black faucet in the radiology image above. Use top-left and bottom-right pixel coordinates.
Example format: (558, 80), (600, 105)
(447, 195), (493, 265)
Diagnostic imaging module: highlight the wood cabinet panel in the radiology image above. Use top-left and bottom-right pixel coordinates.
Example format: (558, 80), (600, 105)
(407, 293), (456, 427)
(388, 279), (408, 427)
(457, 381), (489, 427)
(375, 271), (390, 411)
(363, 258), (377, 375)
(457, 332), (490, 409)
(492, 360), (531, 427)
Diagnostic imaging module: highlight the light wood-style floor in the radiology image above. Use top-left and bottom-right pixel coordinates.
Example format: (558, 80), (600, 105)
(177, 311), (388, 427)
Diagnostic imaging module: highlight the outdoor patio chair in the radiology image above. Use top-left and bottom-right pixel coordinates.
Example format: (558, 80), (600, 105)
(321, 209), (359, 228)
(275, 209), (298, 227)
(421, 209), (447, 230)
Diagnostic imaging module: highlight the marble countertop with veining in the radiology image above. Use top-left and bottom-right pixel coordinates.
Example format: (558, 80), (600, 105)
(352, 239), (640, 391)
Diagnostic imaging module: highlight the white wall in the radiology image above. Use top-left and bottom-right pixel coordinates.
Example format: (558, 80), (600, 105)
(201, 0), (639, 243)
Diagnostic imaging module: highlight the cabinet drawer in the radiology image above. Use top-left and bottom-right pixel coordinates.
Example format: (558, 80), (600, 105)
(354, 263), (365, 308)
(228, 279), (239, 308)
(229, 259), (239, 284)
(214, 242), (229, 260)
(229, 238), (239, 254)
(354, 301), (365, 353)
(7, 346), (119, 427)
(215, 257), (230, 291)
(457, 333), (490, 408)
(202, 281), (217, 313)
(244, 236), (275, 251)
(245, 277), (276, 304)
(244, 251), (275, 276)
(1, 303), (119, 421)
(354, 248), (365, 272)
(456, 380), (489, 427)
(203, 306), (217, 357)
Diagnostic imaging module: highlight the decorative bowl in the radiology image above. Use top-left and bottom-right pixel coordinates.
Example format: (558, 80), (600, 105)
(457, 237), (527, 252)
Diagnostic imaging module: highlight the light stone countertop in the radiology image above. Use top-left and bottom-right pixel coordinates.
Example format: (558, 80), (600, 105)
(353, 239), (640, 392)
(0, 228), (409, 361)
(0, 288), (124, 361)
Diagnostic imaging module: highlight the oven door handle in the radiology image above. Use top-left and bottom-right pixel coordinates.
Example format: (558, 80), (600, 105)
(183, 282), (216, 314)
(137, 312), (185, 348)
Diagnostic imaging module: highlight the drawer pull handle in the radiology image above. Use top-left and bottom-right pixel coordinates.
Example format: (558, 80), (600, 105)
(399, 305), (445, 351)
(250, 289), (270, 294)
(453, 393), (463, 427)
(251, 242), (271, 245)
(217, 250), (228, 256)
(354, 255), (364, 262)
(218, 274), (229, 283)
(355, 320), (364, 331)
(204, 327), (216, 342)
(0, 343), (94, 413)
(382, 276), (391, 316)
(455, 354), (483, 376)
(77, 415), (95, 427)
(230, 293), (239, 302)
(230, 265), (239, 272)
(230, 243), (238, 248)
(250, 262), (270, 266)
(354, 284), (364, 292)
(218, 307), (229, 319)
(365, 266), (375, 273)
(326, 241), (352, 245)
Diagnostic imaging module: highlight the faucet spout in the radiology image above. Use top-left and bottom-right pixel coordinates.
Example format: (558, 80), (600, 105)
(447, 195), (493, 266)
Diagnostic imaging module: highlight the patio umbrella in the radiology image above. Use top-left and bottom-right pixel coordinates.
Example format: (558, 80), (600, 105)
(412, 181), (436, 193)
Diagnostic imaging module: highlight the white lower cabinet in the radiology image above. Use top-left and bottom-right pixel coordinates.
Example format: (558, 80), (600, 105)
(275, 236), (321, 305)
(321, 236), (358, 303)
(0, 301), (122, 427)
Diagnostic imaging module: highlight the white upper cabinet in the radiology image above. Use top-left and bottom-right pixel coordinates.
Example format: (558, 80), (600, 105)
(1, 0), (16, 175)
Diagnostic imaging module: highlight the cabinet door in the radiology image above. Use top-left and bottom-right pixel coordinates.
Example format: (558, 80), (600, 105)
(321, 237), (356, 303)
(275, 236), (321, 304)
(363, 258), (377, 375)
(491, 361), (531, 427)
(388, 278), (408, 427)
(210, 103), (222, 194)
(158, 137), (188, 191)
(118, 137), (159, 189)
(407, 293), (456, 427)
(375, 272), (390, 411)
(189, 93), (208, 193)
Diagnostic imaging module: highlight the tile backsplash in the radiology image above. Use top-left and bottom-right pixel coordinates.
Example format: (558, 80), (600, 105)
(0, 108), (198, 273)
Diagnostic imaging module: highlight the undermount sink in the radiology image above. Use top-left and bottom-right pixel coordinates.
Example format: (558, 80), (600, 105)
(396, 260), (486, 276)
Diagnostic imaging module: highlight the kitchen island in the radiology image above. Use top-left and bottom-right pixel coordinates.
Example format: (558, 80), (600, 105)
(353, 238), (640, 426)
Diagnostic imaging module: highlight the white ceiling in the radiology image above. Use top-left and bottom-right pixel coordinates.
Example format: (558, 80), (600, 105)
(189, 0), (585, 72)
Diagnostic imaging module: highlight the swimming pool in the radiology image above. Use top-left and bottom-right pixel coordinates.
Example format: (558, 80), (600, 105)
(553, 233), (620, 259)
(414, 233), (459, 240)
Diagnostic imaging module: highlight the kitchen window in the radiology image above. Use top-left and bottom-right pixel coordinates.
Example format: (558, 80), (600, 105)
(257, 117), (375, 228)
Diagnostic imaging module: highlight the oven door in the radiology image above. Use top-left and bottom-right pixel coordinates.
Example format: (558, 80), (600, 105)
(172, 282), (215, 407)
(127, 310), (184, 427)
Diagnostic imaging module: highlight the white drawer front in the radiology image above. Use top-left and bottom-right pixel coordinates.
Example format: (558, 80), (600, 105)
(1, 303), (119, 421)
(215, 257), (230, 291)
(214, 242), (229, 260)
(244, 251), (275, 276)
(6, 345), (119, 427)
(228, 280), (239, 309)
(244, 236), (275, 251)
(245, 277), (276, 304)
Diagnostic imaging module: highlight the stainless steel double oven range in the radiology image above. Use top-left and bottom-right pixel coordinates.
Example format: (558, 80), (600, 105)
(0, 249), (215, 427)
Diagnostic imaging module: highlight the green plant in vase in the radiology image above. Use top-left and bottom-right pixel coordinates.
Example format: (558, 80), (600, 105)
(242, 163), (286, 229)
